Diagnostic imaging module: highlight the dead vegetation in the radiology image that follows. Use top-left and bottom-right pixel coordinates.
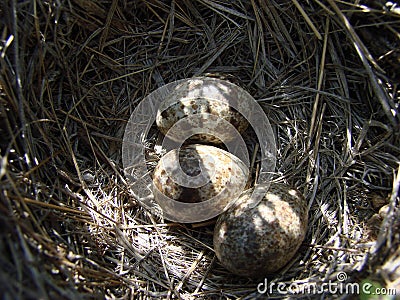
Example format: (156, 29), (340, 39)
(0, 0), (399, 299)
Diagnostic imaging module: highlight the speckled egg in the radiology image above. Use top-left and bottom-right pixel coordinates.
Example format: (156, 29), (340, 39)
(213, 183), (308, 278)
(152, 144), (248, 205)
(156, 79), (251, 143)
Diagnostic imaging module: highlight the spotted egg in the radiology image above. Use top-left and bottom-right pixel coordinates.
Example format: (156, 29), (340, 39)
(155, 79), (250, 144)
(152, 144), (248, 207)
(213, 183), (308, 278)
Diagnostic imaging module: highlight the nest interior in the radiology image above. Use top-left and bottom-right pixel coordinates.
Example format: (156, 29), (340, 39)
(1, 0), (400, 299)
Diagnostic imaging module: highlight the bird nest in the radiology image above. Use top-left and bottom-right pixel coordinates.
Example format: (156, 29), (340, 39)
(1, 0), (399, 299)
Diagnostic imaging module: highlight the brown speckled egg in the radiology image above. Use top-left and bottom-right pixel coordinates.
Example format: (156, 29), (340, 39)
(152, 144), (248, 205)
(213, 183), (308, 278)
(156, 79), (251, 143)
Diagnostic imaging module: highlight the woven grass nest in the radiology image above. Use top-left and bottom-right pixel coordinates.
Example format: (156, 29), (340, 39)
(1, 0), (400, 299)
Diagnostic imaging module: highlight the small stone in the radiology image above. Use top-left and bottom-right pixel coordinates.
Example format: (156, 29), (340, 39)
(371, 194), (388, 210)
(366, 214), (383, 241)
(379, 204), (390, 219)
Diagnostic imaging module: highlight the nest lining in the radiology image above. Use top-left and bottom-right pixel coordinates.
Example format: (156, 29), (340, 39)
(1, 0), (399, 299)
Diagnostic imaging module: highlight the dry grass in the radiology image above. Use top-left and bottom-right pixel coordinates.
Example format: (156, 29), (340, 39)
(1, 0), (399, 299)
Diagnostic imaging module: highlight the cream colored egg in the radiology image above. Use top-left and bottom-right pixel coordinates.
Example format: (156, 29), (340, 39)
(152, 144), (248, 206)
(213, 183), (308, 278)
(155, 79), (251, 144)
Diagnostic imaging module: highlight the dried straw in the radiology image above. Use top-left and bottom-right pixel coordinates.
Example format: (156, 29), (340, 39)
(0, 0), (399, 299)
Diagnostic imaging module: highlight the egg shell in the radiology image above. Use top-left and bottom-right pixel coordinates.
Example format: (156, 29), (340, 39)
(156, 78), (251, 143)
(152, 144), (248, 205)
(213, 183), (308, 278)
